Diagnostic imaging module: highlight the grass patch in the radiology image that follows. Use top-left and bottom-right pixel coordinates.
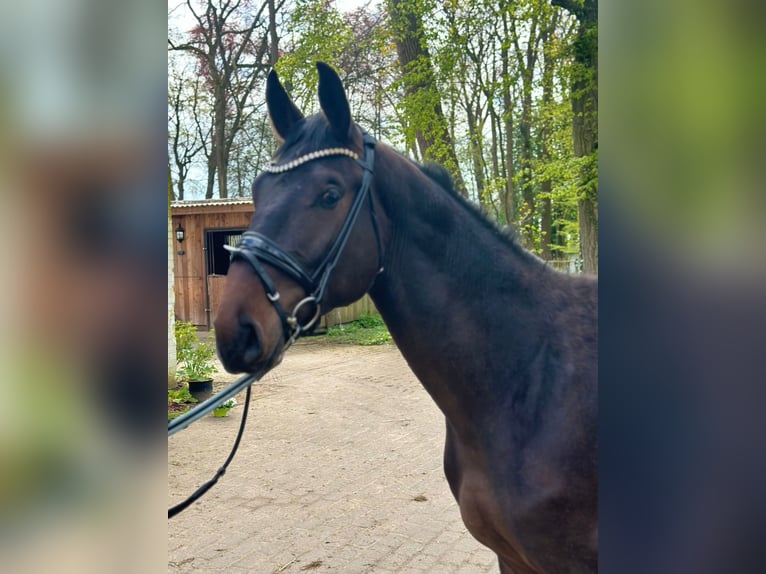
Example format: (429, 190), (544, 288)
(322, 313), (392, 346)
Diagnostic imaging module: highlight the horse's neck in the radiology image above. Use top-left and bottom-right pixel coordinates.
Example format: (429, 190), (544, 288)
(369, 149), (551, 435)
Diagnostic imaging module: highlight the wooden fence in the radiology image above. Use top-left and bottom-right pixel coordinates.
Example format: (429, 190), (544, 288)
(320, 295), (377, 328)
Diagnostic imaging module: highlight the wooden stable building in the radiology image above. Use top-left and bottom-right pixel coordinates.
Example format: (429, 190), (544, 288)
(171, 198), (374, 330)
(172, 198), (252, 328)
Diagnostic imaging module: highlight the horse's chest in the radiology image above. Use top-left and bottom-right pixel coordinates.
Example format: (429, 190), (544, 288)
(444, 431), (597, 573)
(453, 471), (545, 573)
(444, 433), (546, 572)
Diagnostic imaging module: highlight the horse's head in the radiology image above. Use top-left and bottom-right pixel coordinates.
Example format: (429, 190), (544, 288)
(215, 63), (387, 374)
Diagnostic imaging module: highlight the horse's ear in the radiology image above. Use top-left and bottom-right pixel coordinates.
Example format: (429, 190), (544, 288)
(266, 69), (304, 142)
(316, 62), (352, 142)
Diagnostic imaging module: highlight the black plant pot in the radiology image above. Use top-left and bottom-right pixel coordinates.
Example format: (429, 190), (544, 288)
(188, 379), (213, 401)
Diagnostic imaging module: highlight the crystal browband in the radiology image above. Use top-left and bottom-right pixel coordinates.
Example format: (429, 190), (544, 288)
(264, 147), (361, 174)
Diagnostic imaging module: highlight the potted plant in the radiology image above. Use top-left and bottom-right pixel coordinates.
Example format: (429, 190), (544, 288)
(213, 398), (237, 417)
(175, 321), (218, 397)
(168, 385), (199, 421)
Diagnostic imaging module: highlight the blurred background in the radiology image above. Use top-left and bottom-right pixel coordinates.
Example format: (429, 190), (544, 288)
(0, 0), (166, 572)
(601, 0), (766, 571)
(0, 0), (762, 571)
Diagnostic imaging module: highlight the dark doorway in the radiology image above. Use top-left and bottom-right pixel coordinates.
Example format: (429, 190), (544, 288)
(205, 228), (246, 276)
(205, 228), (246, 328)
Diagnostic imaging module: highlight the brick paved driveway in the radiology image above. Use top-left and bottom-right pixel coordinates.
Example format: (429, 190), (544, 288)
(169, 341), (497, 573)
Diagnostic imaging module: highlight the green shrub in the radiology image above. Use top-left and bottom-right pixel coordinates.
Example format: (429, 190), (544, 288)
(175, 321), (198, 362)
(175, 321), (218, 382)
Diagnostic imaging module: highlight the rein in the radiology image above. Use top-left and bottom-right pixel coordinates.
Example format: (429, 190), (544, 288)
(169, 133), (382, 518)
(168, 380), (253, 518)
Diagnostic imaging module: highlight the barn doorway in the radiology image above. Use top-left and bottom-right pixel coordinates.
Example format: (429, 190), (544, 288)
(205, 229), (245, 275)
(205, 228), (246, 327)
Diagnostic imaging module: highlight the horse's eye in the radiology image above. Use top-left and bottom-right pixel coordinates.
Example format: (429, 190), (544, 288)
(317, 188), (342, 209)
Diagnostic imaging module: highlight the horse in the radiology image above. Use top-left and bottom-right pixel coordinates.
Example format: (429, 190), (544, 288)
(215, 62), (598, 573)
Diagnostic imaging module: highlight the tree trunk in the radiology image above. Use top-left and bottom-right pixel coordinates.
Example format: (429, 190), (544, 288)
(268, 0), (279, 66)
(578, 198), (598, 274)
(214, 83), (228, 198)
(519, 78), (536, 248)
(540, 181), (552, 260)
(520, 99), (535, 250)
(572, 30), (598, 273)
(465, 104), (486, 206)
(387, 0), (467, 196)
(489, 103), (500, 181)
(217, 147), (229, 199)
(500, 9), (514, 226)
(205, 152), (216, 199)
(552, 0), (598, 274)
(513, 13), (540, 250)
(487, 104), (502, 221)
(539, 18), (556, 261)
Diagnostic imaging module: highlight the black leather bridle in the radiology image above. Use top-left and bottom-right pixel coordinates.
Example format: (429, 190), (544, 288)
(224, 132), (383, 345)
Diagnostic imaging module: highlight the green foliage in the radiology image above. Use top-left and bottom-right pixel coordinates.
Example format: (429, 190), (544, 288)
(276, 0), (355, 111)
(174, 320), (197, 363)
(168, 384), (198, 421)
(175, 322), (218, 382)
(169, 0), (597, 265)
(325, 313), (392, 346)
(351, 313), (386, 329)
(168, 385), (198, 405)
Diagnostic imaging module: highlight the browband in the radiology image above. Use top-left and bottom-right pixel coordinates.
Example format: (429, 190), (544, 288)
(264, 148), (360, 174)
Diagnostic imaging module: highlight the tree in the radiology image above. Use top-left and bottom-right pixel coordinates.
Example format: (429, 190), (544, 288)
(167, 0), (595, 267)
(169, 0), (281, 198)
(168, 60), (207, 200)
(168, 163), (177, 386)
(537, 10), (560, 260)
(276, 1), (400, 142)
(386, 0), (467, 195)
(510, 1), (546, 248)
(551, 0), (598, 273)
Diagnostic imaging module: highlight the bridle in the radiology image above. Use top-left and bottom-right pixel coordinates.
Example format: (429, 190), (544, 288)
(224, 132), (383, 345)
(168, 133), (383, 519)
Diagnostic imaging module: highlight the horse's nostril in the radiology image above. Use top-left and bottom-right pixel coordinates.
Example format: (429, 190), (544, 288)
(239, 317), (262, 364)
(216, 312), (266, 374)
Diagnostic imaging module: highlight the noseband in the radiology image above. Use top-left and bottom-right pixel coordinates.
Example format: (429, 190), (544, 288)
(224, 133), (383, 344)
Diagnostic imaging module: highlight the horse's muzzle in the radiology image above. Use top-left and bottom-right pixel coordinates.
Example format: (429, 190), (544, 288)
(215, 313), (266, 374)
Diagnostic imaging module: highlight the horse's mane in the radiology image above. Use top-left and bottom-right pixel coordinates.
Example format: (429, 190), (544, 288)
(415, 160), (542, 266)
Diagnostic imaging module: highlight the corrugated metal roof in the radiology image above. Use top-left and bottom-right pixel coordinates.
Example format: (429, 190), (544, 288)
(171, 198), (252, 208)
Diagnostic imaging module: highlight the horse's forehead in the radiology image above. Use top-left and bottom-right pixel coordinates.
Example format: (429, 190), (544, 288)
(249, 186), (298, 234)
(252, 167), (323, 213)
(279, 115), (336, 156)
(253, 174), (302, 204)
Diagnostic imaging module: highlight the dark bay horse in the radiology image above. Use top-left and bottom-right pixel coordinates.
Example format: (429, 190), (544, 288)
(215, 63), (597, 573)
